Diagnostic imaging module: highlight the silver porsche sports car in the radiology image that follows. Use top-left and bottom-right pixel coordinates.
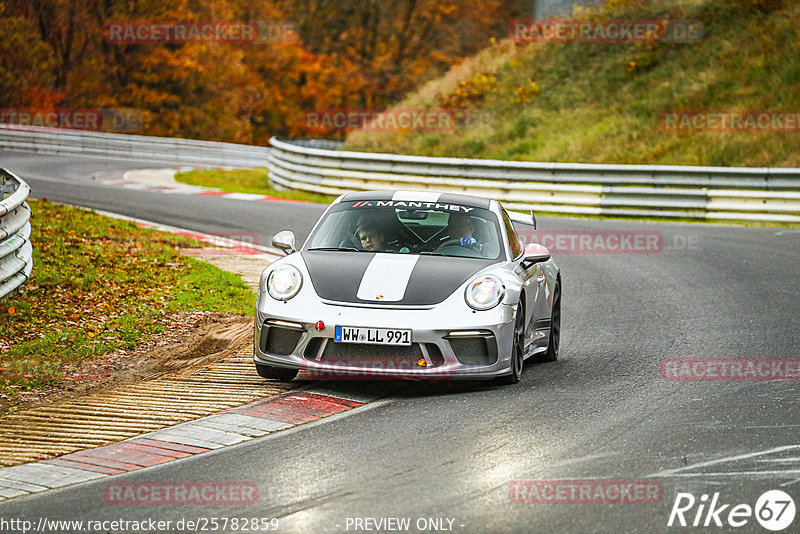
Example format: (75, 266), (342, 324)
(253, 190), (561, 385)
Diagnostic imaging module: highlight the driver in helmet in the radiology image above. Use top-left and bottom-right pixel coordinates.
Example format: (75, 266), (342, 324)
(445, 213), (482, 252)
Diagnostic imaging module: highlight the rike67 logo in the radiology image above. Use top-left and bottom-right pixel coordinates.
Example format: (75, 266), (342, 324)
(668, 490), (796, 531)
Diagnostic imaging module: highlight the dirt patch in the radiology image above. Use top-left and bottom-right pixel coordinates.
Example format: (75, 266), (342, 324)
(150, 314), (253, 377)
(0, 312), (253, 416)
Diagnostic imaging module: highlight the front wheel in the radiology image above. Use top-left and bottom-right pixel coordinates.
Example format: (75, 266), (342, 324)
(498, 302), (525, 385)
(256, 363), (298, 381)
(540, 281), (561, 362)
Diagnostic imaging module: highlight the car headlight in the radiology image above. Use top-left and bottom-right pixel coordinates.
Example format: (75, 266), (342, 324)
(267, 265), (302, 301)
(465, 275), (505, 310)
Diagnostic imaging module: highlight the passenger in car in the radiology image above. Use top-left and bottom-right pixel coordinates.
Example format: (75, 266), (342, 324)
(356, 221), (387, 251)
(356, 219), (411, 253)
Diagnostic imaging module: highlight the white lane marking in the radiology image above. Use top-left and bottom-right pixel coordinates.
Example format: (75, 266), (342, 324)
(220, 193), (270, 201)
(356, 253), (420, 302)
(698, 425), (800, 429)
(649, 445), (800, 478)
(780, 477), (800, 487)
(392, 191), (441, 202)
(661, 470), (800, 477)
(158, 188), (198, 194)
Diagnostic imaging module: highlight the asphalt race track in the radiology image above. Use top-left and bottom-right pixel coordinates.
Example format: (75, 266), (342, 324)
(2, 149), (800, 533)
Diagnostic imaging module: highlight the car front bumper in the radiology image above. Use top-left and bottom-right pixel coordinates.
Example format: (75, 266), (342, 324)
(253, 290), (517, 380)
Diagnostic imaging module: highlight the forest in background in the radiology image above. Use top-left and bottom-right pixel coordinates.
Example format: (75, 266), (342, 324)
(0, 0), (534, 144)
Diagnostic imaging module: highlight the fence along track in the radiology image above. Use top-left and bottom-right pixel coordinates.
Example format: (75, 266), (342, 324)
(1, 124), (797, 223)
(0, 168), (32, 300)
(267, 137), (800, 223)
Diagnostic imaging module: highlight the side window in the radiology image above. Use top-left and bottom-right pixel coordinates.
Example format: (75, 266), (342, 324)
(501, 209), (523, 259)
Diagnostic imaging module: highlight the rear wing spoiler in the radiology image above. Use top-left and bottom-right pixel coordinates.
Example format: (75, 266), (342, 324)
(508, 210), (537, 230)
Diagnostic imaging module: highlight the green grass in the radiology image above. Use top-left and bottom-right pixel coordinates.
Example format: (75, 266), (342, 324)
(342, 0), (800, 168)
(0, 199), (255, 397)
(174, 168), (335, 203)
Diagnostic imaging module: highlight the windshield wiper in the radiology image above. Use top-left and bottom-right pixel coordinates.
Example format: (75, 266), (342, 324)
(308, 246), (361, 252)
(417, 251), (448, 257)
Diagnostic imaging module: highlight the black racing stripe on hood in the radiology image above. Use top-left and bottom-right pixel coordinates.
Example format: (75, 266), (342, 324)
(302, 251), (375, 302)
(401, 255), (495, 305)
(302, 251), (496, 306)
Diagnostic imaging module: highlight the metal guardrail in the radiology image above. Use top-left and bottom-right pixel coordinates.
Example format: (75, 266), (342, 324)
(267, 137), (800, 223)
(0, 124), (273, 168)
(0, 169), (32, 301)
(1, 124), (798, 222)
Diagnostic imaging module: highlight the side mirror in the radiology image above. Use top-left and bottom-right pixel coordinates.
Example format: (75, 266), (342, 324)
(522, 242), (550, 266)
(272, 230), (296, 255)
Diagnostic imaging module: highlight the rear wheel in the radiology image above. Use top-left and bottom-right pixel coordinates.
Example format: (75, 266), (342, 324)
(499, 302), (525, 385)
(540, 281), (561, 362)
(256, 363), (298, 381)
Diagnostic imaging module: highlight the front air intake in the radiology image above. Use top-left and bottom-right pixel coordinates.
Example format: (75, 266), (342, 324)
(260, 324), (303, 355)
(449, 335), (498, 366)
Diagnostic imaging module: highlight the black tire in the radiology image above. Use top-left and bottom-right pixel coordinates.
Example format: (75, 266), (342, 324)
(255, 363), (298, 381)
(498, 302), (525, 385)
(540, 281), (561, 362)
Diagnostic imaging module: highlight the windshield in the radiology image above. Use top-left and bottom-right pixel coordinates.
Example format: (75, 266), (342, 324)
(306, 200), (505, 260)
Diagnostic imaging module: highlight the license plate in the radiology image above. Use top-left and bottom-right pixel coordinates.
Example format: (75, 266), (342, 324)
(334, 326), (412, 346)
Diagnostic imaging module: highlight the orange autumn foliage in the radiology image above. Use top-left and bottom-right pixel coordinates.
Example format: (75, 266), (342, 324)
(1, 0), (530, 143)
